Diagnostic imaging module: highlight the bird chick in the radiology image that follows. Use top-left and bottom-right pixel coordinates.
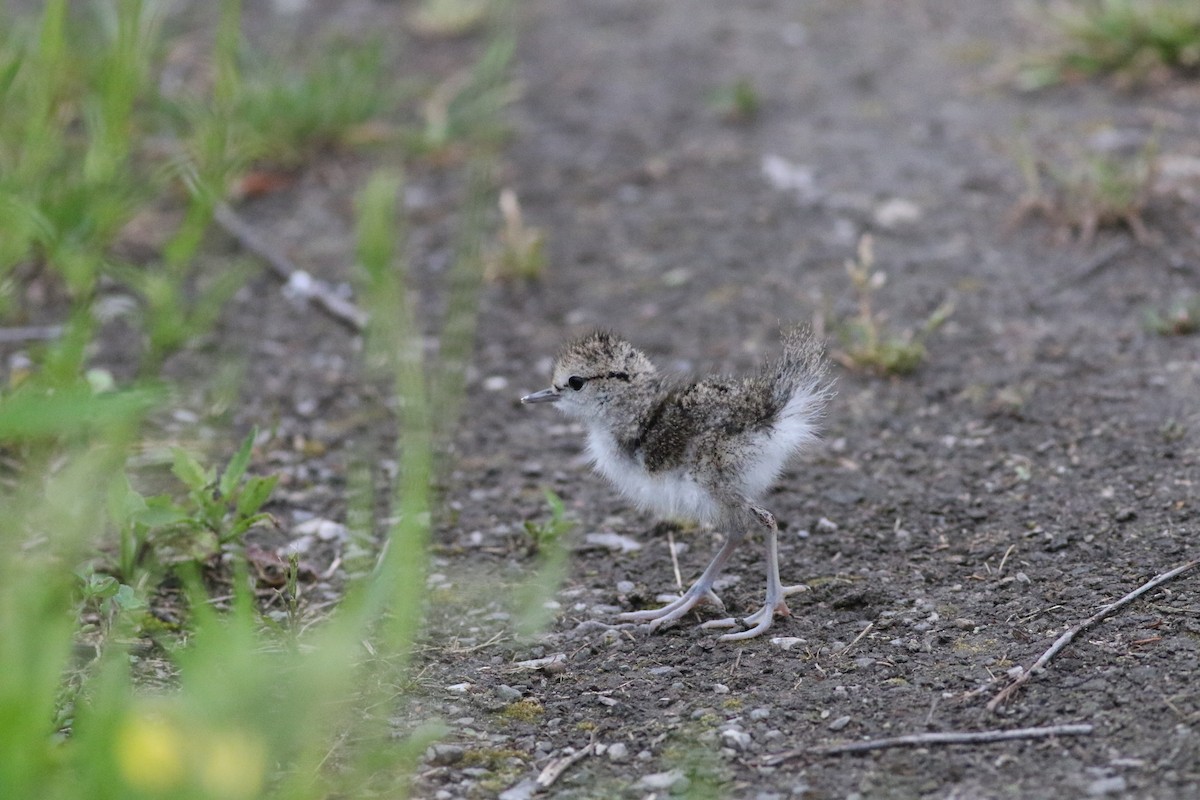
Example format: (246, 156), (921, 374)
(522, 328), (832, 641)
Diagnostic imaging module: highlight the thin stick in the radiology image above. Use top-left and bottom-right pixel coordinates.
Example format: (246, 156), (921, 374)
(213, 203), (368, 333)
(988, 558), (1200, 711)
(1050, 239), (1129, 293)
(996, 543), (1016, 575)
(760, 724), (1093, 765)
(839, 621), (874, 656)
(535, 740), (595, 789)
(0, 325), (64, 344)
(667, 527), (683, 591)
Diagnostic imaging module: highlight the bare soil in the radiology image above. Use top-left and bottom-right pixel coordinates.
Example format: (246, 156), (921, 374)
(172, 1), (1200, 798)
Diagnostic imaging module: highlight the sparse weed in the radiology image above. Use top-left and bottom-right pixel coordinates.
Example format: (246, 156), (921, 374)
(1009, 136), (1159, 246)
(409, 0), (492, 39)
(234, 38), (403, 167)
(417, 34), (516, 154)
(835, 235), (953, 376)
(709, 78), (761, 123)
(1143, 295), (1200, 335)
(1019, 0), (1200, 90)
(523, 489), (574, 555)
(513, 490), (574, 636)
(485, 188), (547, 281)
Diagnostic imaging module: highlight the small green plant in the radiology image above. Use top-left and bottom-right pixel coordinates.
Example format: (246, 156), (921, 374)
(417, 33), (516, 154)
(1019, 0), (1200, 90)
(1144, 295), (1200, 335)
(75, 566), (147, 634)
(107, 428), (278, 580)
(836, 235), (953, 376)
(1010, 136), (1158, 245)
(513, 490), (574, 636)
(709, 78), (761, 123)
(234, 38), (402, 167)
(522, 489), (574, 555)
(167, 428), (278, 546)
(485, 188), (546, 281)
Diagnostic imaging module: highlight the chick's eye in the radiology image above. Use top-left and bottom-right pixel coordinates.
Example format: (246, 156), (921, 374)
(567, 375), (587, 391)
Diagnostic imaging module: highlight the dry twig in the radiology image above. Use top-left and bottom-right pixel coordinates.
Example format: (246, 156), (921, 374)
(760, 724), (1093, 765)
(213, 203), (368, 333)
(535, 740), (595, 789)
(988, 558), (1200, 711)
(667, 527), (683, 591)
(0, 325), (64, 344)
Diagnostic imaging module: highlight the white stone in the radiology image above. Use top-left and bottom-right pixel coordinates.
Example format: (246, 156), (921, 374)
(636, 770), (687, 791)
(770, 637), (805, 651)
(873, 197), (922, 229)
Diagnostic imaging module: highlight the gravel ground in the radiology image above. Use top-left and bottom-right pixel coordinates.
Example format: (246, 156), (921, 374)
(151, 1), (1200, 798)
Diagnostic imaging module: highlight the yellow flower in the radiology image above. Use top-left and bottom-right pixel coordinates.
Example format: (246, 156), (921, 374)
(199, 729), (267, 800)
(115, 712), (186, 793)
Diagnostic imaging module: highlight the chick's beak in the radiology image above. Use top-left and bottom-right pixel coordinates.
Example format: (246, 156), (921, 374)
(521, 387), (560, 404)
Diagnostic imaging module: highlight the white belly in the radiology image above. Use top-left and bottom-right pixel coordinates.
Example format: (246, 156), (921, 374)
(585, 428), (722, 523)
(738, 392), (818, 500)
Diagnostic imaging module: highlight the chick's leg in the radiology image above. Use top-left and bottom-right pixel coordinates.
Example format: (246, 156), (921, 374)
(702, 506), (806, 641)
(617, 530), (742, 629)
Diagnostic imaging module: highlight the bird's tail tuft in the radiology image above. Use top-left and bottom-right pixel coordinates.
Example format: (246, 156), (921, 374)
(768, 325), (835, 419)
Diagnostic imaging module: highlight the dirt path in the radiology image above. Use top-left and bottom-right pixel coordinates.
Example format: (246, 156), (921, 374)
(417, 2), (1199, 798)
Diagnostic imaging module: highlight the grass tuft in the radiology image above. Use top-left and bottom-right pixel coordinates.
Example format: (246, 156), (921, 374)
(1019, 0), (1200, 89)
(1009, 136), (1159, 245)
(485, 188), (547, 281)
(709, 78), (761, 123)
(835, 235), (954, 376)
(1144, 295), (1200, 336)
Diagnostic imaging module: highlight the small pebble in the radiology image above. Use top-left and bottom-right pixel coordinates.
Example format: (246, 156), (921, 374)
(750, 707), (771, 721)
(446, 682), (472, 693)
(721, 729), (753, 750)
(770, 637), (805, 651)
(607, 742), (629, 762)
(495, 685), (522, 703)
(713, 683), (730, 694)
(498, 779), (538, 800)
(1086, 776), (1128, 796)
(482, 375), (509, 391)
(636, 770), (688, 792)
(616, 580), (636, 594)
(426, 744), (464, 766)
(293, 518), (348, 541)
(874, 197), (922, 228)
(828, 715), (852, 731)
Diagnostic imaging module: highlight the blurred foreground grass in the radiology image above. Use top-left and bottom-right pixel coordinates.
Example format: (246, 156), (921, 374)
(0, 0), (511, 797)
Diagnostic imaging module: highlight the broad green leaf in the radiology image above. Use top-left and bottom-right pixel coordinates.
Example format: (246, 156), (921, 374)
(227, 512), (272, 542)
(218, 427), (257, 498)
(112, 583), (145, 612)
(135, 495), (194, 528)
(235, 474), (278, 519)
(171, 447), (213, 491)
